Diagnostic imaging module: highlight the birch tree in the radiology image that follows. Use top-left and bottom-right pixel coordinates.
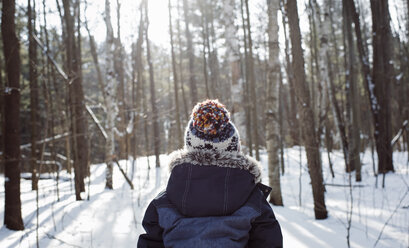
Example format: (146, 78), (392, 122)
(104, 0), (118, 189)
(222, 0), (247, 142)
(266, 0), (283, 206)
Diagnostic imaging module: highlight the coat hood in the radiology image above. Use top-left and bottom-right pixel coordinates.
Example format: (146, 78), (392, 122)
(166, 149), (262, 217)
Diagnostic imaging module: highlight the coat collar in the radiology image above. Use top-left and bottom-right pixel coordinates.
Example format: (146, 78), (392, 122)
(168, 149), (262, 183)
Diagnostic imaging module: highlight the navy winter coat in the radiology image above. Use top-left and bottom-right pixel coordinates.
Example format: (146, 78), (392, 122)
(138, 149), (283, 248)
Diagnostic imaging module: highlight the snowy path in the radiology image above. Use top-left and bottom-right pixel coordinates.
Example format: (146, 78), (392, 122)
(0, 149), (408, 247)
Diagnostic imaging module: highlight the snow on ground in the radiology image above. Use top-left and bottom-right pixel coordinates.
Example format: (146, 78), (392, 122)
(0, 148), (408, 247)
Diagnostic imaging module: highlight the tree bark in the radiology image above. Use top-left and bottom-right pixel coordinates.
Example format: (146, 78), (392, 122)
(2, 0), (25, 230)
(287, 0), (328, 219)
(266, 0), (283, 206)
(0, 32), (3, 175)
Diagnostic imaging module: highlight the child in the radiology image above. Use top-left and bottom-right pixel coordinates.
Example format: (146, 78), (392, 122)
(138, 100), (282, 248)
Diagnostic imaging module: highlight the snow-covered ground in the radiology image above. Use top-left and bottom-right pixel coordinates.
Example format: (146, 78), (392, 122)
(0, 148), (408, 247)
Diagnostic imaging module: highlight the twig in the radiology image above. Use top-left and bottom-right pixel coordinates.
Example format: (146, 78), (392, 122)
(373, 189), (409, 247)
(45, 233), (83, 248)
(113, 158), (134, 189)
(85, 105), (108, 139)
(325, 183), (366, 188)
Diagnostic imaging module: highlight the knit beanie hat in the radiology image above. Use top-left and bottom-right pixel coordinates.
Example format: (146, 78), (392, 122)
(185, 99), (241, 153)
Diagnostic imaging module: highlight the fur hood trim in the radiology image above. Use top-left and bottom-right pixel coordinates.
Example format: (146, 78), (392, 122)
(168, 149), (262, 183)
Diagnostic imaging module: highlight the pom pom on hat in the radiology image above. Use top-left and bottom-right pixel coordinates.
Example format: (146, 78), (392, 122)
(191, 99), (230, 135)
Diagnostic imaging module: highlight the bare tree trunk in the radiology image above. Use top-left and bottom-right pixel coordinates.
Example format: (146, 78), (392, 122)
(182, 0), (198, 106)
(176, 0), (189, 121)
(145, 0), (161, 168)
(84, 7), (106, 107)
(240, 0), (253, 156)
(199, 2), (211, 99)
(28, 0), (39, 191)
(327, 0), (350, 174)
(343, 0), (361, 178)
(369, 0), (394, 173)
(2, 0), (25, 230)
(115, 0), (128, 160)
(348, 0), (394, 173)
(41, 0), (60, 198)
(169, 0), (183, 148)
(132, 3), (145, 159)
(208, 1), (221, 100)
(266, 0), (283, 206)
(280, 0), (300, 146)
(75, 0), (86, 192)
(104, 0), (117, 189)
(245, 0), (260, 160)
(287, 0), (328, 219)
(0, 33), (4, 175)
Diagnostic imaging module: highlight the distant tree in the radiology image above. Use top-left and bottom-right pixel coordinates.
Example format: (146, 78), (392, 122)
(244, 0), (260, 160)
(240, 0), (253, 156)
(145, 0), (161, 168)
(279, 0), (300, 146)
(104, 0), (117, 189)
(287, 0), (328, 219)
(2, 0), (25, 230)
(176, 0), (189, 121)
(169, 0), (183, 148)
(182, 0), (198, 106)
(343, 0), (361, 179)
(347, 0), (394, 173)
(369, 0), (394, 173)
(62, 0), (88, 199)
(28, 0), (39, 191)
(326, 0), (349, 176)
(114, 0), (128, 160)
(198, 0), (211, 99)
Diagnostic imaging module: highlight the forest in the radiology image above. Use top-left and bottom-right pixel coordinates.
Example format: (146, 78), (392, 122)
(0, 0), (408, 247)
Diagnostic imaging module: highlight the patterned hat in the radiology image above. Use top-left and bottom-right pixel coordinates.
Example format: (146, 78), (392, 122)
(185, 99), (241, 153)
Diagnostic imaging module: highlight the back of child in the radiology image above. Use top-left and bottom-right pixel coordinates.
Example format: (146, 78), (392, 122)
(138, 100), (283, 248)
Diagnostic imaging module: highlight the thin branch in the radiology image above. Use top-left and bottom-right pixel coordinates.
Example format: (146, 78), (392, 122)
(373, 189), (409, 247)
